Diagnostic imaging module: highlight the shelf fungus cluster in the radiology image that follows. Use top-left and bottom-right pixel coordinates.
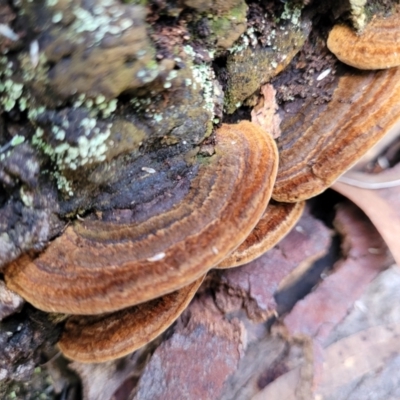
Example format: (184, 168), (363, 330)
(273, 10), (400, 203)
(5, 121), (307, 363)
(327, 11), (400, 70)
(273, 67), (400, 202)
(4, 10), (400, 364)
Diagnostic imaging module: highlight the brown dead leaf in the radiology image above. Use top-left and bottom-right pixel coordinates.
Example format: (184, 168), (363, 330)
(333, 171), (400, 265)
(251, 84), (281, 138)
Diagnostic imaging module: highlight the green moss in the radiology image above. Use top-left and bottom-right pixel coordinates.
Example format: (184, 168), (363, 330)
(29, 1), (161, 100)
(122, 0), (148, 4)
(364, 0), (397, 24)
(0, 0), (215, 201)
(230, 1), (248, 19)
(183, 0), (244, 14)
(195, 152), (216, 166)
(224, 14), (310, 113)
(203, 0), (248, 50)
(0, 8), (152, 197)
(0, 367), (56, 400)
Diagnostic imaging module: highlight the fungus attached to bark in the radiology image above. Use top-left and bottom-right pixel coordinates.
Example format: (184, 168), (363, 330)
(5, 121), (278, 315)
(272, 67), (400, 203)
(327, 12), (400, 70)
(58, 276), (204, 363)
(216, 201), (305, 268)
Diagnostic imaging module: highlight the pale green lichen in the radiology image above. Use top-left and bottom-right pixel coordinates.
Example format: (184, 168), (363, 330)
(129, 47), (216, 134)
(20, 186), (34, 207)
(0, 1), (213, 198)
(52, 171), (74, 196)
(0, 44), (121, 197)
(224, 8), (310, 113)
(183, 45), (215, 115)
(1, 362), (56, 400)
(130, 96), (152, 110)
(0, 51), (52, 114)
(42, 1), (160, 99)
(228, 26), (258, 54)
(0, 135), (25, 162)
(32, 120), (112, 172)
(10, 135), (25, 146)
(349, 0), (367, 31)
(280, 1), (303, 26)
(73, 93), (118, 118)
(0, 58), (25, 112)
(67, 4), (140, 46)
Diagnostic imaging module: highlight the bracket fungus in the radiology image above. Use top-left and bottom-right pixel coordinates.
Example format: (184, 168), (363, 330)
(272, 66), (400, 203)
(327, 12), (400, 70)
(4, 121), (278, 315)
(216, 201), (305, 268)
(58, 276), (204, 363)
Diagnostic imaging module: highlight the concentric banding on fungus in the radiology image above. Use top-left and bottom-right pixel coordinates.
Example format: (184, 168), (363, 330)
(5, 121), (278, 315)
(272, 67), (400, 203)
(216, 201), (305, 268)
(327, 12), (400, 70)
(58, 275), (204, 363)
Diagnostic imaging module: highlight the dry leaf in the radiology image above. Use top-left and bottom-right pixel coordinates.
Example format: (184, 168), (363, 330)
(251, 84), (281, 138)
(333, 169), (400, 265)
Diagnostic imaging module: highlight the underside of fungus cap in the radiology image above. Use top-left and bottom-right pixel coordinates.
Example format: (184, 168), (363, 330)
(58, 276), (204, 363)
(272, 66), (400, 203)
(327, 11), (400, 70)
(4, 121), (278, 315)
(216, 201), (305, 269)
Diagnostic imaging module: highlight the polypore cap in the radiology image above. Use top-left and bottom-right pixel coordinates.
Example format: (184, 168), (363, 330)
(58, 276), (204, 363)
(327, 12), (400, 70)
(273, 67), (400, 203)
(216, 201), (305, 268)
(5, 121), (278, 315)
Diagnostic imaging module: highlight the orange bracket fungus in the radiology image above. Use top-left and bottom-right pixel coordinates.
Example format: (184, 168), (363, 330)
(4, 121), (278, 315)
(58, 276), (204, 363)
(216, 201), (305, 269)
(272, 66), (400, 203)
(327, 12), (400, 70)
